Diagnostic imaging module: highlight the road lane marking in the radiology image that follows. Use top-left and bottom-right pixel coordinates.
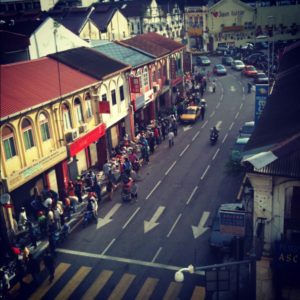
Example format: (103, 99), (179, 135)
(192, 131), (200, 141)
(56, 248), (205, 275)
(146, 180), (162, 199)
(240, 103), (243, 110)
(222, 133), (228, 143)
(220, 94), (224, 101)
(122, 207), (140, 229)
(151, 247), (163, 263)
(186, 186), (198, 205)
(167, 213), (182, 238)
(101, 238), (116, 255)
(216, 102), (220, 109)
(209, 111), (215, 118)
(216, 121), (222, 130)
(201, 165), (210, 180)
(242, 87), (245, 93)
(242, 94), (245, 100)
(165, 160), (177, 175)
(201, 120), (208, 129)
(229, 122), (234, 131)
(235, 111), (239, 119)
(180, 144), (190, 157)
(212, 148), (220, 161)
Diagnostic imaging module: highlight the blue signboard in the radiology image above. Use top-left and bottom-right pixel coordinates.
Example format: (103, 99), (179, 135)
(255, 84), (269, 123)
(220, 211), (245, 237)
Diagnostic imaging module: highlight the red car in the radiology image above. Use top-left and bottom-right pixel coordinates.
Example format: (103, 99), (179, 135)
(242, 65), (258, 77)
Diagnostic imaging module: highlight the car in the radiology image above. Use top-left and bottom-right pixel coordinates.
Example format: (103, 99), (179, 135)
(231, 137), (250, 162)
(196, 56), (211, 66)
(242, 65), (258, 77)
(231, 60), (245, 71)
(241, 42), (254, 50)
(179, 106), (201, 124)
(213, 64), (227, 76)
(244, 53), (268, 67)
(255, 41), (268, 50)
(239, 121), (255, 138)
(215, 44), (230, 55)
(221, 56), (234, 66)
(253, 72), (269, 84)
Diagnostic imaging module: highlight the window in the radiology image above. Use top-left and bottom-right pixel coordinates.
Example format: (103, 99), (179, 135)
(85, 93), (93, 119)
(143, 68), (149, 87)
(102, 93), (107, 102)
(22, 118), (35, 150)
(39, 113), (51, 141)
(62, 104), (72, 131)
(2, 126), (17, 160)
(152, 70), (156, 84)
(111, 89), (116, 105)
(119, 86), (125, 101)
(74, 98), (84, 124)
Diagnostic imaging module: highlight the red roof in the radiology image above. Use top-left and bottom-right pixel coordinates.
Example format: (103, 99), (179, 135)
(0, 57), (97, 119)
(121, 32), (185, 58)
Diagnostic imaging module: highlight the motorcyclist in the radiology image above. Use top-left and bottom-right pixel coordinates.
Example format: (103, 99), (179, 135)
(210, 126), (219, 138)
(247, 82), (252, 93)
(86, 193), (98, 219)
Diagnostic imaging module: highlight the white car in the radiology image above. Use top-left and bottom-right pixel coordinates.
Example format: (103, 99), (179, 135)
(232, 60), (245, 71)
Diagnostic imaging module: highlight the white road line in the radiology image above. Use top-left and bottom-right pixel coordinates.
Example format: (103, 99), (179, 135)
(212, 148), (220, 161)
(229, 122), (234, 131)
(192, 131), (200, 141)
(240, 103), (243, 110)
(167, 213), (182, 238)
(239, 81), (243, 86)
(242, 87), (245, 92)
(180, 144), (190, 157)
(216, 102), (220, 109)
(165, 160), (177, 175)
(201, 165), (210, 180)
(222, 133), (228, 144)
(151, 247), (163, 263)
(122, 207), (140, 229)
(220, 94), (224, 101)
(101, 238), (116, 255)
(201, 120), (208, 129)
(186, 186), (198, 205)
(242, 94), (245, 100)
(235, 111), (239, 119)
(56, 248), (205, 275)
(209, 111), (215, 118)
(146, 180), (162, 200)
(221, 87), (224, 94)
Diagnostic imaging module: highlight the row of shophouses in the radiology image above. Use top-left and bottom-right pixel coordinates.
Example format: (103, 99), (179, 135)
(0, 32), (186, 218)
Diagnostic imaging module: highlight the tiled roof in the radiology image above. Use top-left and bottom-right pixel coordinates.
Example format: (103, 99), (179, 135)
(0, 19), (44, 36)
(48, 47), (130, 80)
(120, 32), (185, 57)
(0, 57), (97, 119)
(90, 4), (117, 32)
(93, 42), (154, 68)
(0, 30), (29, 52)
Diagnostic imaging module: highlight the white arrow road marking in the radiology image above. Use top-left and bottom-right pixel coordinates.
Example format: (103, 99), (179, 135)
(183, 125), (192, 132)
(216, 121), (222, 130)
(97, 203), (122, 229)
(144, 206), (165, 233)
(230, 86), (236, 92)
(191, 211), (210, 239)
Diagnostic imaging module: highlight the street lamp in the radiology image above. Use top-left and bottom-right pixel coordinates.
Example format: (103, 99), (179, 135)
(174, 264), (205, 282)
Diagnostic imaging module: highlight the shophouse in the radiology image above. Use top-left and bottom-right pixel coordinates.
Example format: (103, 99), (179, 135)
(0, 56), (100, 223)
(92, 41), (156, 139)
(119, 32), (185, 113)
(49, 47), (131, 158)
(241, 42), (300, 299)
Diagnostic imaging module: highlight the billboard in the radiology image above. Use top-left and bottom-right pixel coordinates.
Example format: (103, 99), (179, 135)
(220, 210), (245, 237)
(255, 84), (269, 123)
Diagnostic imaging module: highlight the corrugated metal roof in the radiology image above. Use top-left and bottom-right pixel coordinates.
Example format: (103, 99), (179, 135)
(0, 57), (97, 120)
(93, 42), (154, 68)
(121, 32), (185, 57)
(48, 47), (130, 80)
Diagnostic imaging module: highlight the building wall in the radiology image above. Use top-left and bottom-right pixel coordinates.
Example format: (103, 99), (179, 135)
(80, 21), (100, 41)
(109, 10), (130, 41)
(29, 17), (90, 60)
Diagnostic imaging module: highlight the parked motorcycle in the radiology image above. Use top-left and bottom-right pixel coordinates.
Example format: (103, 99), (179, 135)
(82, 210), (97, 227)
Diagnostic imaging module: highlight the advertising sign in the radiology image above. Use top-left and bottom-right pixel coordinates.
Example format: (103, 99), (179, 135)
(98, 101), (110, 114)
(129, 76), (140, 93)
(255, 84), (269, 123)
(273, 241), (300, 271)
(220, 211), (245, 237)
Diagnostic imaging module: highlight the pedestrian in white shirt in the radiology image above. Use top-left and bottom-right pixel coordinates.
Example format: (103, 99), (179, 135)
(168, 131), (175, 148)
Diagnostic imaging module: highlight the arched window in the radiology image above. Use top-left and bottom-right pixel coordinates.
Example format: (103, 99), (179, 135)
(85, 93), (93, 119)
(74, 98), (84, 124)
(22, 118), (35, 150)
(62, 103), (72, 131)
(2, 126), (17, 159)
(39, 113), (51, 141)
(143, 67), (149, 87)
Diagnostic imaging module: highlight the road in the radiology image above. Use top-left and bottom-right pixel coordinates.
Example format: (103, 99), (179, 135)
(25, 57), (256, 300)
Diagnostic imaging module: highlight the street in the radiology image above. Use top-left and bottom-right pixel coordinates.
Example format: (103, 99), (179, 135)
(25, 56), (255, 300)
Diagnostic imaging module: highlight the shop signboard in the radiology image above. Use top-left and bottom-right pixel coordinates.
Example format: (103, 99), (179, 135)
(129, 76), (140, 93)
(273, 241), (300, 271)
(144, 89), (154, 105)
(219, 210), (245, 237)
(255, 84), (269, 123)
(98, 101), (110, 114)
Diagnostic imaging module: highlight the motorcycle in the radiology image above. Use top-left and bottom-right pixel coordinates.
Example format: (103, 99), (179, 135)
(210, 131), (219, 145)
(82, 210), (97, 227)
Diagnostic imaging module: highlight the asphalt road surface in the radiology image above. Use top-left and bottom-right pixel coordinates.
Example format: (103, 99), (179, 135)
(25, 57), (256, 300)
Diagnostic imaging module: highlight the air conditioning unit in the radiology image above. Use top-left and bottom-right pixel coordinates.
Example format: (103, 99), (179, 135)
(79, 123), (88, 134)
(65, 129), (79, 143)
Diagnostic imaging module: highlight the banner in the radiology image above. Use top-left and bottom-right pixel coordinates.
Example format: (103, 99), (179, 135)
(255, 84), (269, 123)
(98, 101), (110, 114)
(129, 76), (141, 93)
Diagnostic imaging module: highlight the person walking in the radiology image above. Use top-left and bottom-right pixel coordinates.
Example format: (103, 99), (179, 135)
(168, 130), (175, 148)
(43, 250), (55, 283)
(172, 120), (178, 137)
(247, 82), (252, 93)
(27, 253), (40, 286)
(212, 80), (216, 93)
(200, 105), (206, 120)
